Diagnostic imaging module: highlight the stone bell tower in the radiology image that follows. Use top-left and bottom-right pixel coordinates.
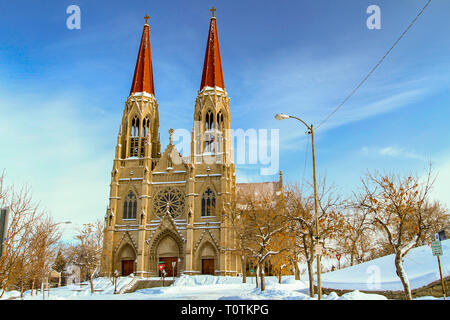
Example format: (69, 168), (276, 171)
(186, 7), (238, 276)
(101, 15), (161, 276)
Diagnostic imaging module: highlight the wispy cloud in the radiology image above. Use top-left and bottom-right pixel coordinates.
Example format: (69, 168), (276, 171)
(0, 88), (114, 240)
(232, 49), (441, 151)
(360, 146), (426, 161)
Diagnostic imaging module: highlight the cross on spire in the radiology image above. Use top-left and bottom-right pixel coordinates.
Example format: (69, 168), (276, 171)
(144, 14), (150, 24)
(210, 7), (216, 18)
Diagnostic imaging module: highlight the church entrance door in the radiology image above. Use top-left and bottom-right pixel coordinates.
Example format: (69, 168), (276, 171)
(122, 260), (134, 276)
(202, 259), (215, 275)
(159, 257), (178, 277)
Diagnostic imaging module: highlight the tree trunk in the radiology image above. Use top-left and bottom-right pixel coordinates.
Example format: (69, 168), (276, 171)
(278, 272), (282, 284)
(0, 278), (10, 298)
(395, 253), (412, 300)
(241, 256), (246, 284)
(306, 258), (314, 297)
(89, 275), (95, 294)
(31, 279), (35, 296)
(294, 259), (300, 280)
(260, 265), (266, 291)
(20, 283), (24, 298)
(255, 264), (259, 288)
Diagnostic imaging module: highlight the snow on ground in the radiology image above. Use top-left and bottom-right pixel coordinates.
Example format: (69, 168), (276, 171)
(320, 239), (449, 291)
(0, 275), (387, 300)
(1, 240), (447, 300)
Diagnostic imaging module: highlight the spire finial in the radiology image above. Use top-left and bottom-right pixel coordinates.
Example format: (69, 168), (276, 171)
(144, 14), (150, 25)
(169, 128), (174, 144)
(210, 7), (216, 18)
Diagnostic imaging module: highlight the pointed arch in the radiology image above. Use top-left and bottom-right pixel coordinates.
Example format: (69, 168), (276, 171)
(141, 116), (150, 157)
(129, 115), (140, 157)
(201, 187), (216, 217)
(115, 242), (137, 276)
(123, 191), (137, 220)
(204, 109), (215, 153)
(148, 228), (185, 276)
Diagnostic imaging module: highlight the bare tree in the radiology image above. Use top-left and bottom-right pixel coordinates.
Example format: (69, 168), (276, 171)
(357, 168), (438, 300)
(0, 174), (43, 298)
(337, 202), (378, 266)
(226, 191), (260, 284)
(239, 191), (288, 291)
(285, 182), (346, 297)
(68, 220), (104, 293)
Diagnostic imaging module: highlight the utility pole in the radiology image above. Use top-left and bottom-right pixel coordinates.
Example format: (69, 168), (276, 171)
(310, 124), (322, 300)
(275, 114), (323, 300)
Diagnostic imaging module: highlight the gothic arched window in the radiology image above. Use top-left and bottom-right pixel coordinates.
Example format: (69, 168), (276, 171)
(141, 117), (150, 156)
(201, 188), (216, 216)
(205, 111), (215, 153)
(217, 111), (224, 132)
(206, 111), (214, 131)
(123, 192), (137, 219)
(131, 116), (139, 137)
(130, 116), (140, 157)
(143, 117), (150, 137)
(216, 111), (224, 153)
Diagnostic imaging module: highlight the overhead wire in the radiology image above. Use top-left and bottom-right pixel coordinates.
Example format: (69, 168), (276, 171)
(316, 0), (433, 130)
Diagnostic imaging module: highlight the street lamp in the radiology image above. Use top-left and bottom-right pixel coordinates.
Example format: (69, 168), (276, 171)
(275, 113), (323, 300)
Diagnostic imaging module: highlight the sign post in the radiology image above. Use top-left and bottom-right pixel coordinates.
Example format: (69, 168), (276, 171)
(172, 261), (177, 280)
(336, 254), (341, 270)
(431, 240), (446, 300)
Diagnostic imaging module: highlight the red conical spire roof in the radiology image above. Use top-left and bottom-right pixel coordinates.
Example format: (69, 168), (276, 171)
(130, 15), (155, 96)
(200, 8), (225, 91)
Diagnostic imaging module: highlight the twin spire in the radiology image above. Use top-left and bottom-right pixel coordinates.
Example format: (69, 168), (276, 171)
(129, 9), (225, 96)
(200, 7), (225, 91)
(130, 14), (155, 96)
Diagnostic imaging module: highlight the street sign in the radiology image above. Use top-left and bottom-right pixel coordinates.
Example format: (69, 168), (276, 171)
(250, 269), (254, 274)
(336, 254), (341, 261)
(314, 244), (323, 256)
(431, 241), (443, 256)
(158, 264), (165, 271)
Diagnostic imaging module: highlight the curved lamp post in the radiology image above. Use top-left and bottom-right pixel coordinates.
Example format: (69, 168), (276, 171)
(275, 113), (322, 300)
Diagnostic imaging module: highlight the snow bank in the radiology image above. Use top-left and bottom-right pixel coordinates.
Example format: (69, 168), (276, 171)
(173, 275), (244, 287)
(320, 239), (449, 291)
(172, 275), (308, 288)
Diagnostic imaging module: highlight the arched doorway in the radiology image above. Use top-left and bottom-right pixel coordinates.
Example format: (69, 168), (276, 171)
(117, 244), (136, 276)
(156, 235), (180, 277)
(199, 242), (216, 275)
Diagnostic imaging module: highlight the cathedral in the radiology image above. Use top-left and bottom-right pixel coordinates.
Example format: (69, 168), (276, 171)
(100, 10), (241, 277)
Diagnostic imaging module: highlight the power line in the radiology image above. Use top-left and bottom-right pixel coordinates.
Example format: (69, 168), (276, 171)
(316, 0), (432, 130)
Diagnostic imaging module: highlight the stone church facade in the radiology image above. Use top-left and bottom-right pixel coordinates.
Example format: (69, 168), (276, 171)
(101, 11), (242, 278)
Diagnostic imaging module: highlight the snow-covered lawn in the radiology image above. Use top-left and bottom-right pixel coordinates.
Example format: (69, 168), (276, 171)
(1, 275), (388, 300)
(320, 239), (449, 291)
(1, 240), (447, 300)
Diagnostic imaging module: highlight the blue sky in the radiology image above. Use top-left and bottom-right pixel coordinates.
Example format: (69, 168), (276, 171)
(1, 0), (449, 240)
